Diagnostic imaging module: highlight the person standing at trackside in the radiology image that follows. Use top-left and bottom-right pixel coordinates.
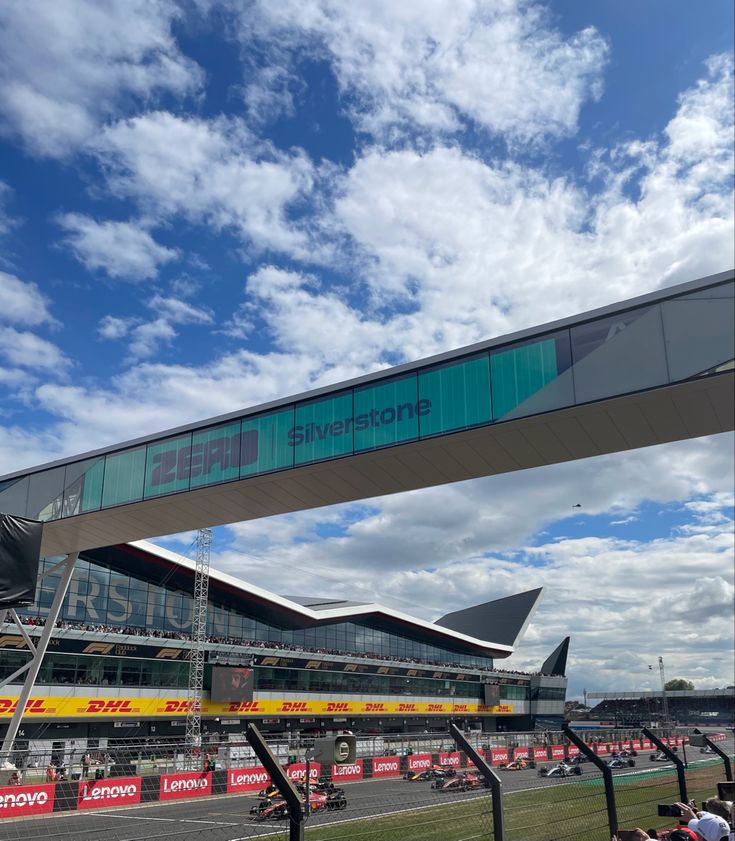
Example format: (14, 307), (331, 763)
(82, 751), (91, 778)
(676, 803), (731, 841)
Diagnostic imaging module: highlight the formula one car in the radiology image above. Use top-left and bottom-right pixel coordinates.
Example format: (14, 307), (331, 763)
(537, 762), (583, 778)
(433, 771), (489, 791)
(404, 765), (456, 782)
(607, 756), (636, 768)
(699, 745), (717, 754)
(650, 749), (677, 762)
(498, 758), (536, 770)
(568, 754), (589, 765)
(250, 789), (347, 821)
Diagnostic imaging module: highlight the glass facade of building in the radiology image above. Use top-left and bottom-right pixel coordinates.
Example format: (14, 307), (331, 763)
(15, 556), (494, 669)
(2, 278), (731, 524)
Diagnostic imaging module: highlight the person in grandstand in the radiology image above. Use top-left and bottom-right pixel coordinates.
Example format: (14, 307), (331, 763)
(676, 803), (731, 841)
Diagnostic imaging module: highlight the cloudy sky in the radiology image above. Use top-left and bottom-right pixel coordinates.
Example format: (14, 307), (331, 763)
(0, 0), (733, 699)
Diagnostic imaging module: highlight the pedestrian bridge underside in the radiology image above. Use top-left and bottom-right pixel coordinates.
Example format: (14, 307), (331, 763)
(1, 271), (733, 558)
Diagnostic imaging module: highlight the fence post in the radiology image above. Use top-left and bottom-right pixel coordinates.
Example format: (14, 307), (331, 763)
(449, 723), (504, 841)
(692, 729), (733, 781)
(562, 725), (618, 839)
(245, 723), (304, 841)
(642, 727), (688, 803)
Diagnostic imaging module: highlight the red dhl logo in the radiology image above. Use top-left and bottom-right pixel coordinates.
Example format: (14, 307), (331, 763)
(160, 700), (193, 713)
(427, 704), (444, 712)
(454, 705), (470, 712)
(364, 703), (386, 712)
(279, 702), (308, 713)
(226, 701), (263, 713)
(397, 703), (417, 712)
(0, 698), (51, 715)
(326, 703), (349, 712)
(81, 700), (138, 714)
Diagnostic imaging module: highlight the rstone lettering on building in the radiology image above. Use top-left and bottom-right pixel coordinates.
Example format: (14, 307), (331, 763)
(288, 399), (431, 446)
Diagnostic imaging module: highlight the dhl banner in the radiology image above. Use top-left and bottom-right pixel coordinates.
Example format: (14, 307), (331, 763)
(0, 696), (513, 719)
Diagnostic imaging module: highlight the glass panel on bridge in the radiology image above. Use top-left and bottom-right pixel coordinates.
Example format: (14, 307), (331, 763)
(240, 407), (295, 476)
(293, 391), (354, 465)
(101, 446), (146, 508)
(353, 373), (420, 451)
(190, 420), (243, 487)
(143, 433), (193, 498)
(418, 353), (492, 437)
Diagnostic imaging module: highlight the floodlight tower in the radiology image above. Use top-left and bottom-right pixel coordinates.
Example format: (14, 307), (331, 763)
(658, 656), (671, 726)
(185, 527), (211, 765)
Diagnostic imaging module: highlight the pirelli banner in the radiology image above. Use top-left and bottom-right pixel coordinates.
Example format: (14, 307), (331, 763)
(0, 696), (514, 719)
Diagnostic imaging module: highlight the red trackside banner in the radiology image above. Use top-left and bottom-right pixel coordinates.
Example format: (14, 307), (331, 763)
(439, 751), (462, 768)
(550, 745), (565, 760)
(227, 766), (270, 793)
(597, 744), (609, 754)
(287, 762), (321, 782)
(513, 747), (529, 760)
(490, 748), (509, 765)
(371, 756), (401, 778)
(332, 760), (363, 781)
(407, 753), (432, 771)
(533, 747), (548, 762)
(159, 771), (212, 801)
(567, 745), (580, 758)
(0, 783), (55, 818)
(78, 776), (141, 810)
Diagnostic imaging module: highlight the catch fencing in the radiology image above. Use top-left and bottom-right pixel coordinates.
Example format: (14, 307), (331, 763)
(0, 728), (731, 841)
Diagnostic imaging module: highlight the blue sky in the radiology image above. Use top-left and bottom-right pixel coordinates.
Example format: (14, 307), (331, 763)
(0, 0), (733, 698)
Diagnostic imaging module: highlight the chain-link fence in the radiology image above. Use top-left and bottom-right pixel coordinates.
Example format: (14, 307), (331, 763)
(0, 729), (731, 841)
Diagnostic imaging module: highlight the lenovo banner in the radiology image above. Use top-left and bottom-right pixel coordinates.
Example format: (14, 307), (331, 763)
(621, 741), (631, 750)
(550, 746), (565, 760)
(286, 762), (321, 782)
(159, 772), (212, 801)
(489, 748), (509, 765)
(512, 747), (529, 760)
(371, 756), (400, 778)
(227, 767), (270, 793)
(78, 777), (141, 810)
(567, 745), (580, 758)
(596, 744), (609, 755)
(533, 747), (548, 762)
(438, 751), (462, 768)
(0, 783), (55, 818)
(332, 760), (363, 781)
(407, 753), (432, 771)
(641, 740), (652, 750)
(632, 740), (642, 751)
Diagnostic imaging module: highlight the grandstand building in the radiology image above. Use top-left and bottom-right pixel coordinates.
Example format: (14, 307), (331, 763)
(585, 690), (734, 728)
(0, 541), (567, 749)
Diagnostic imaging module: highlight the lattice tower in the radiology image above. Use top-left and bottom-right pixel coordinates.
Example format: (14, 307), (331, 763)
(185, 527), (211, 764)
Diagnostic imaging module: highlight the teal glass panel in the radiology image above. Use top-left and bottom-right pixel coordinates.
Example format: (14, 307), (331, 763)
(490, 333), (572, 420)
(144, 433), (193, 499)
(354, 374), (419, 451)
(417, 354), (492, 437)
(101, 446), (146, 508)
(190, 420), (242, 488)
(240, 407), (295, 476)
(27, 466), (66, 521)
(61, 457), (105, 515)
(293, 392), (354, 465)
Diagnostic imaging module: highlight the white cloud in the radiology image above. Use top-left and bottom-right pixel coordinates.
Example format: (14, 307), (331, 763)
(240, 0), (608, 144)
(127, 318), (177, 360)
(59, 214), (179, 281)
(95, 112), (315, 256)
(0, 271), (56, 326)
(148, 293), (213, 325)
(98, 315), (134, 340)
(0, 326), (69, 370)
(0, 0), (202, 157)
(0, 181), (13, 235)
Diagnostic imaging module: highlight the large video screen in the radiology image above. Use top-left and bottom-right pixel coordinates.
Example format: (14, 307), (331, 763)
(483, 682), (500, 706)
(211, 666), (254, 702)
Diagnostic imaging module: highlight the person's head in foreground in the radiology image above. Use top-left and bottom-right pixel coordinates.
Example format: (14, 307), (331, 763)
(677, 803), (731, 841)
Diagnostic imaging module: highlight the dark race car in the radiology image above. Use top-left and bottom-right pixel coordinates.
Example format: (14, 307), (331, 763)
(568, 754), (589, 765)
(607, 756), (636, 769)
(537, 762), (583, 778)
(404, 765), (456, 782)
(433, 771), (489, 791)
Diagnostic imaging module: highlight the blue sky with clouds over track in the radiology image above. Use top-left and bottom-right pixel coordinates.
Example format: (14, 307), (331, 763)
(0, 0), (733, 697)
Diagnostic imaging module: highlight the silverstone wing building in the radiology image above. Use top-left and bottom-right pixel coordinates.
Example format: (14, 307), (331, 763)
(0, 539), (566, 745)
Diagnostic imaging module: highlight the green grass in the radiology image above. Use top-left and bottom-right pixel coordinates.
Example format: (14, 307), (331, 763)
(303, 758), (732, 841)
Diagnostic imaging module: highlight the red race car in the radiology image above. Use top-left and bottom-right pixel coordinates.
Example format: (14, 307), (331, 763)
(433, 771), (489, 791)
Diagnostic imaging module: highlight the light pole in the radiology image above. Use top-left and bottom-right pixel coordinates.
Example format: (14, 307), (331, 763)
(657, 657), (670, 728)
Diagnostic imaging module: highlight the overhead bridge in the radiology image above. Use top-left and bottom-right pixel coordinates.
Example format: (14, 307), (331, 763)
(1, 270), (732, 557)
